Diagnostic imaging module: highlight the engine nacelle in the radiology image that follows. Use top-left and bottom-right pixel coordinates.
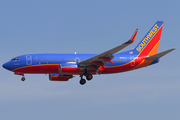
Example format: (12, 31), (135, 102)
(49, 74), (73, 81)
(59, 63), (84, 75)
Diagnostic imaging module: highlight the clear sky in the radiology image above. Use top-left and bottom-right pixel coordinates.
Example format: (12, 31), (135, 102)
(0, 0), (180, 120)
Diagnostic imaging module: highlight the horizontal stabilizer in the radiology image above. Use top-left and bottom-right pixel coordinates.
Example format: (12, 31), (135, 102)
(145, 48), (176, 60)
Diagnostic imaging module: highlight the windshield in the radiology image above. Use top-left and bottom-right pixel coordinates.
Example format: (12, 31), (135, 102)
(11, 58), (19, 61)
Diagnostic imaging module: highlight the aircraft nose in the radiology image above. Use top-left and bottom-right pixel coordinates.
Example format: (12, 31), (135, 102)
(2, 62), (10, 70)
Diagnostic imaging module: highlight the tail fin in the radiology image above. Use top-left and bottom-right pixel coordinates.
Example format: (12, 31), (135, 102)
(133, 21), (164, 57)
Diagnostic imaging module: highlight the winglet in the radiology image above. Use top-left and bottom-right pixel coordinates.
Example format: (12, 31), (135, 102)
(145, 48), (176, 60)
(124, 29), (138, 44)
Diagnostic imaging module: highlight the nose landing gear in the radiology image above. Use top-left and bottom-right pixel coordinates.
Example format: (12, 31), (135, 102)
(21, 76), (25, 81)
(14, 72), (26, 81)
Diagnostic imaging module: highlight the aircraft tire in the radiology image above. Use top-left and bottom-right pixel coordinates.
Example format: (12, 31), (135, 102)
(21, 77), (25, 81)
(86, 74), (93, 81)
(80, 79), (86, 85)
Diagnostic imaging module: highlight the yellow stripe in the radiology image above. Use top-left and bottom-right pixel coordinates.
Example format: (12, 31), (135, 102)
(147, 40), (160, 56)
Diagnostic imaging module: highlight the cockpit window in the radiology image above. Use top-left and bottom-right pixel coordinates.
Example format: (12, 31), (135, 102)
(11, 58), (19, 61)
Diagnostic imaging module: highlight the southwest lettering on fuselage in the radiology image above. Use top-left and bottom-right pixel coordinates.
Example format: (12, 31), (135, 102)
(136, 24), (160, 52)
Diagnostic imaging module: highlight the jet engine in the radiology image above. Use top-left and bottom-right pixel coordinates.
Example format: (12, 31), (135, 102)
(59, 63), (83, 74)
(49, 74), (73, 81)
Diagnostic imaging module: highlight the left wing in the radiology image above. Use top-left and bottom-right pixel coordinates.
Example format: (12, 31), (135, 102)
(78, 29), (138, 69)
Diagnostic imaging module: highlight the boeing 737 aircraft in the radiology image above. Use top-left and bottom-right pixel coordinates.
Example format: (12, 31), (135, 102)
(3, 21), (175, 85)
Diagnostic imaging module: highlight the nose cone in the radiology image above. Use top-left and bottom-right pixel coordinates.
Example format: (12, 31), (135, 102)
(2, 62), (10, 70)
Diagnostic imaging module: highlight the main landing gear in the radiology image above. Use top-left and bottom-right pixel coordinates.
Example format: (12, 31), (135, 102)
(79, 74), (93, 85)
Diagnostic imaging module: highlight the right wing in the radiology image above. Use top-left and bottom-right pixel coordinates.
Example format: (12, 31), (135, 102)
(79, 29), (138, 69)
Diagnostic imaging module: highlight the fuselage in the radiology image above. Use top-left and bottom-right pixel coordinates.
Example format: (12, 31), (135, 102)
(2, 50), (158, 75)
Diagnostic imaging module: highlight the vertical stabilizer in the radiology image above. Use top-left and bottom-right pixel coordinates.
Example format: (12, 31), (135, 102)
(133, 21), (164, 57)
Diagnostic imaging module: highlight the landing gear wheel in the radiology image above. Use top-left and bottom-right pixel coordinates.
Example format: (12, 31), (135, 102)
(21, 77), (25, 81)
(86, 74), (93, 81)
(80, 79), (86, 85)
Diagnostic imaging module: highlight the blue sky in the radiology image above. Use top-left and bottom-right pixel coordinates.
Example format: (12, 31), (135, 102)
(0, 0), (180, 120)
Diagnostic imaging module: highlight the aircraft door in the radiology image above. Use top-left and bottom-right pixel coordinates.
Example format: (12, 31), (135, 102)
(26, 55), (32, 65)
(130, 56), (135, 66)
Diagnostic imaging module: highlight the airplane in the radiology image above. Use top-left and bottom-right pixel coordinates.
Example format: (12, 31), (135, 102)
(2, 21), (175, 85)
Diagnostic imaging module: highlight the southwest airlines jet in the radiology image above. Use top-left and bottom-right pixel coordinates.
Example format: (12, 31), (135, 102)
(3, 21), (175, 85)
